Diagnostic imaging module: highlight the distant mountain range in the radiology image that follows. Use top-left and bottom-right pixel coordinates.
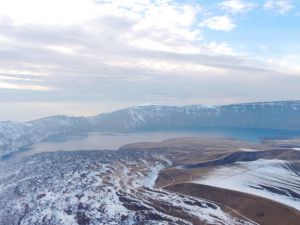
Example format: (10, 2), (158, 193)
(1, 100), (300, 156)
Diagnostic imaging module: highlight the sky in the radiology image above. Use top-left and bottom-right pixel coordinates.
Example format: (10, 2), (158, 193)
(0, 0), (300, 121)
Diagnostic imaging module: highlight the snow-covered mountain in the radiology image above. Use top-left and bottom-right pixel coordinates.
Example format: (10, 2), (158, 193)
(92, 101), (300, 131)
(1, 100), (300, 157)
(0, 116), (91, 157)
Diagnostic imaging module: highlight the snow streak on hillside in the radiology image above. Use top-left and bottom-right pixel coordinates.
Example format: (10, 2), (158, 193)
(194, 159), (300, 210)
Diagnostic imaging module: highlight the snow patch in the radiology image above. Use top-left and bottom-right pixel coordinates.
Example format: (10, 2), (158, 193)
(194, 159), (300, 210)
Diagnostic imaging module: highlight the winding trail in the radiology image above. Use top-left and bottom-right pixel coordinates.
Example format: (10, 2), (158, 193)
(159, 170), (176, 189)
(159, 170), (261, 225)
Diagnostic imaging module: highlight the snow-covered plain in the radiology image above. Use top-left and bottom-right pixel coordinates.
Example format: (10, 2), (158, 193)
(194, 159), (300, 210)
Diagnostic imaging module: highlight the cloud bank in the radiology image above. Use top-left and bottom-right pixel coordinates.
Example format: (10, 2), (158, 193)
(0, 0), (299, 120)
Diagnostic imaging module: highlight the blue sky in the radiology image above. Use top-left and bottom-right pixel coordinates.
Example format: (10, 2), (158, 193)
(201, 1), (300, 56)
(0, 0), (299, 120)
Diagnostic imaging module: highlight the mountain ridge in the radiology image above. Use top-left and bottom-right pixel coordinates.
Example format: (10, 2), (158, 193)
(21, 100), (300, 123)
(1, 100), (300, 157)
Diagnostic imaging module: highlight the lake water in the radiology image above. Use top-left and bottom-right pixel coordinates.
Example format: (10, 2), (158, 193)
(19, 128), (300, 157)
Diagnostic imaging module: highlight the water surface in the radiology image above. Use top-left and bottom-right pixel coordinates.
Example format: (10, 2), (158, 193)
(19, 128), (300, 157)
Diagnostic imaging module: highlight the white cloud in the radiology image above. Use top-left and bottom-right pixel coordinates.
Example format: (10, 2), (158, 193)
(128, 38), (201, 54)
(206, 42), (236, 55)
(104, 57), (221, 74)
(0, 0), (299, 120)
(266, 55), (300, 74)
(0, 81), (49, 91)
(0, 0), (104, 25)
(200, 16), (236, 31)
(219, 0), (257, 13)
(264, 0), (293, 14)
(129, 1), (202, 53)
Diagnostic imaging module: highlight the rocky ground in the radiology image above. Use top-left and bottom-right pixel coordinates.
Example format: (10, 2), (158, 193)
(0, 149), (254, 225)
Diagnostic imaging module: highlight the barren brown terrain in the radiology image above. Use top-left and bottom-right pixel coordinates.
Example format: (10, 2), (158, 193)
(123, 137), (300, 225)
(166, 183), (300, 225)
(121, 137), (269, 165)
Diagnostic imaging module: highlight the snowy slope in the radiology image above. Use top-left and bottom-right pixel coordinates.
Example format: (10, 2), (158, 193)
(0, 116), (92, 157)
(0, 121), (38, 156)
(194, 159), (300, 210)
(0, 150), (255, 225)
(92, 101), (300, 131)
